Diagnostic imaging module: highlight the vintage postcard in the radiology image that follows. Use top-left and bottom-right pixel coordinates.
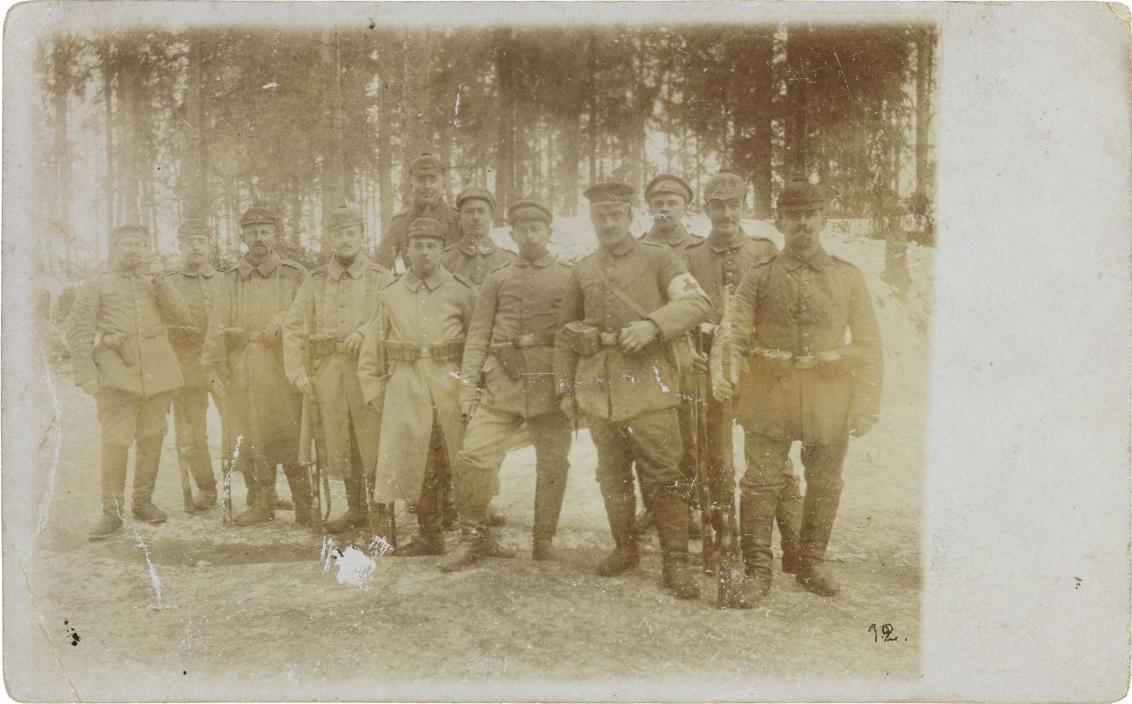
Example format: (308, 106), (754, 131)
(2, 2), (1128, 702)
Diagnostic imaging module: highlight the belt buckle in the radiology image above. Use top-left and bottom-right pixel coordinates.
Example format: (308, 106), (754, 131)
(419, 345), (433, 359)
(794, 355), (817, 370)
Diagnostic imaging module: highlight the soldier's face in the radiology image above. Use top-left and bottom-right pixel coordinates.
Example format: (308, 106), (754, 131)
(330, 225), (363, 261)
(510, 220), (551, 261)
(590, 203), (633, 246)
(778, 207), (827, 253)
(407, 237), (443, 276)
(648, 194), (686, 230)
(114, 236), (149, 271)
(241, 224), (278, 260)
(412, 173), (442, 208)
(458, 200), (493, 239)
(706, 198), (743, 236)
(178, 235), (210, 267)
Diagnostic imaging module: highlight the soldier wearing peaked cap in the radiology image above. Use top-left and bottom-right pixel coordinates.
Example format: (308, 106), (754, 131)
(357, 217), (479, 556)
(202, 204), (312, 526)
(555, 181), (712, 599)
(685, 172), (802, 597)
(442, 198), (573, 571)
(167, 217), (222, 512)
(712, 175), (883, 604)
(66, 224), (192, 539)
(643, 173), (702, 258)
(443, 186), (516, 287)
(375, 153), (461, 270)
(283, 204), (395, 534)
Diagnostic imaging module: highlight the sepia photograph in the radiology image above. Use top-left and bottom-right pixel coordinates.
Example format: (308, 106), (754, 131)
(2, 2), (1127, 702)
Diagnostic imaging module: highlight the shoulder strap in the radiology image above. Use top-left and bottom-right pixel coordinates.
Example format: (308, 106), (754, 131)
(595, 264), (652, 320)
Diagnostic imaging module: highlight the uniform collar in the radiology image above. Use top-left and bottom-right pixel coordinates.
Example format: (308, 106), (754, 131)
(707, 228), (748, 253)
(328, 253), (369, 280)
(599, 233), (637, 258)
(455, 236), (497, 256)
(238, 252), (281, 279)
(516, 253), (555, 269)
(404, 265), (451, 292)
(645, 223), (692, 248)
(414, 199), (451, 218)
(779, 246), (833, 272)
(178, 263), (217, 278)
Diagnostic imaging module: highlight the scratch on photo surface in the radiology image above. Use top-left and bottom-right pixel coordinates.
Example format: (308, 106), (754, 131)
(123, 510), (165, 610)
(35, 354), (64, 543)
(13, 554), (81, 701)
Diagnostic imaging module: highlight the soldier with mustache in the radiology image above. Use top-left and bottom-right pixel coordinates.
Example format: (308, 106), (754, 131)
(375, 153), (461, 271)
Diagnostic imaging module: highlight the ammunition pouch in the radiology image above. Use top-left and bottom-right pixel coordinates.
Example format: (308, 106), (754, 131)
(749, 347), (795, 378)
(169, 325), (202, 345)
(309, 334), (342, 362)
(748, 345), (862, 378)
(563, 322), (601, 356)
(816, 346), (862, 378)
(382, 339), (464, 364)
(490, 332), (556, 379)
(223, 327), (249, 351)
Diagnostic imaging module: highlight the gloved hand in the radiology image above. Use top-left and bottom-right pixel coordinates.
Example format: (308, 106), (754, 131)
(294, 372), (315, 397)
(559, 394), (579, 421)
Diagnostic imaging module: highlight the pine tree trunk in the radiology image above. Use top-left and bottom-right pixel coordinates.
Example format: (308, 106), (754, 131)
(749, 28), (774, 219)
(494, 27), (514, 226)
(101, 45), (116, 253)
(375, 32), (397, 229)
(915, 28), (934, 200)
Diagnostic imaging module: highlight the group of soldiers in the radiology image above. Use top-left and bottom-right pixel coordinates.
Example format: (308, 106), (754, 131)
(66, 152), (882, 608)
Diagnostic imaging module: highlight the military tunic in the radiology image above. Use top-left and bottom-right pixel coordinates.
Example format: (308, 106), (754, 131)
(66, 268), (190, 445)
(374, 201), (461, 270)
(641, 223), (702, 262)
(684, 231), (778, 324)
(201, 253), (306, 466)
(167, 264), (221, 493)
(442, 237), (516, 287)
(357, 267), (476, 503)
(283, 254), (393, 480)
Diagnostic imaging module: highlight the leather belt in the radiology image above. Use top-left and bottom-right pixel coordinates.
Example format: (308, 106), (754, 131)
(599, 331), (620, 347)
(504, 332), (556, 348)
(383, 339), (464, 363)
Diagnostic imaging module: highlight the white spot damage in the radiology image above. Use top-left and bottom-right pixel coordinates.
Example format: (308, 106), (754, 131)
(321, 537), (382, 589)
(35, 354), (64, 541)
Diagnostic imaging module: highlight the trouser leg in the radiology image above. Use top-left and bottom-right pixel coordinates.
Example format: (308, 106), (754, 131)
(590, 417), (638, 551)
(739, 433), (791, 576)
(776, 457), (803, 569)
(100, 443), (129, 515)
(454, 406), (517, 533)
(798, 437), (849, 567)
(418, 420), (449, 541)
(529, 414), (572, 542)
(175, 387), (216, 494)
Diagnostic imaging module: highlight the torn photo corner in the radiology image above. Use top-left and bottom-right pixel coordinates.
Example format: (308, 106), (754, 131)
(2, 1), (1128, 702)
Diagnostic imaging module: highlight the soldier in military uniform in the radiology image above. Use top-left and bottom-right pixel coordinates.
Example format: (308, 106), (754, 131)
(642, 173), (702, 255)
(283, 205), (394, 533)
(66, 224), (191, 539)
(685, 172), (803, 577)
(554, 182), (712, 599)
(442, 187), (516, 286)
(357, 217), (477, 556)
(713, 176), (883, 604)
(167, 218), (221, 511)
(443, 199), (573, 571)
(374, 153), (461, 270)
(202, 205), (312, 526)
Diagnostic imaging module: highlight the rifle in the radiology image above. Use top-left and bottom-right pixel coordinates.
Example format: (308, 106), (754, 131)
(301, 309), (330, 531)
(220, 383), (235, 527)
(173, 395), (196, 514)
(691, 329), (717, 575)
(717, 283), (748, 608)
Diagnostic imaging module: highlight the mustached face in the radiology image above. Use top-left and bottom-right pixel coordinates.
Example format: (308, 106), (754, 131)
(706, 198), (743, 236)
(509, 219), (552, 261)
(241, 224), (278, 261)
(178, 235), (210, 266)
(330, 224), (363, 261)
(648, 193), (686, 230)
(589, 203), (633, 246)
(412, 173), (442, 209)
(458, 199), (493, 239)
(115, 236), (149, 271)
(776, 207), (827, 253)
(407, 237), (443, 276)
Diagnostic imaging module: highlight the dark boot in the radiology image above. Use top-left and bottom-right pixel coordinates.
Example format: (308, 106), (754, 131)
(738, 572), (773, 608)
(533, 460), (568, 562)
(440, 526), (513, 572)
(653, 493), (700, 600)
(327, 473), (369, 533)
(189, 443), (217, 509)
(487, 509), (507, 527)
(777, 473), (803, 574)
(739, 492), (775, 580)
(368, 502), (395, 543)
(131, 437), (167, 524)
(796, 563), (840, 596)
(233, 461), (275, 526)
(241, 467), (259, 507)
(394, 469), (446, 556)
(193, 488), (218, 511)
(284, 464), (313, 526)
(91, 444), (128, 541)
(596, 479), (639, 576)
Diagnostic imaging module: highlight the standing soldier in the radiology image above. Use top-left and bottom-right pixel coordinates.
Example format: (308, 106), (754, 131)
(685, 172), (803, 575)
(202, 204), (312, 526)
(66, 224), (191, 539)
(442, 187), (516, 286)
(283, 205), (394, 533)
(167, 218), (221, 511)
(713, 176), (883, 605)
(642, 173), (702, 255)
(443, 199), (573, 571)
(375, 153), (461, 270)
(357, 217), (477, 556)
(554, 182), (711, 600)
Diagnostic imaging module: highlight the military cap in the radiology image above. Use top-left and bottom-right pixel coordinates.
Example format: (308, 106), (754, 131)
(644, 174), (694, 204)
(239, 204), (280, 229)
(409, 153), (444, 177)
(507, 199), (553, 224)
(327, 204), (364, 232)
(455, 187), (496, 211)
(406, 217), (446, 241)
(176, 218), (210, 240)
(110, 223), (149, 246)
(703, 172), (747, 202)
(582, 181), (637, 205)
(777, 175), (830, 211)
